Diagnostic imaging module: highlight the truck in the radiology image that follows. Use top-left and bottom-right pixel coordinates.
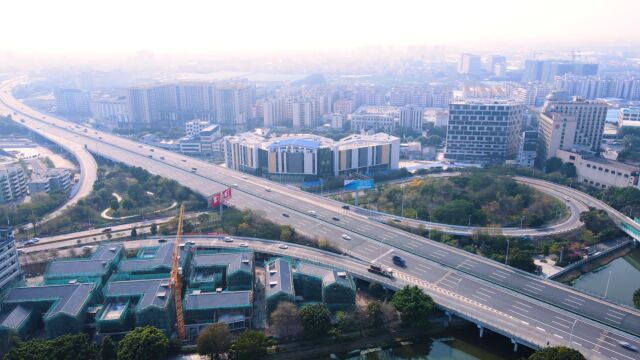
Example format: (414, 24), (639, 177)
(367, 264), (393, 278)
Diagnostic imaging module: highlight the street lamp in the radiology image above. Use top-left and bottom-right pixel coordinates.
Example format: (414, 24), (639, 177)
(505, 239), (510, 265)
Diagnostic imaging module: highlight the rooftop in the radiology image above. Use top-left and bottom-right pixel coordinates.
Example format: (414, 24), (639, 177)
(192, 252), (253, 275)
(184, 290), (252, 310)
(104, 278), (172, 312)
(265, 258), (294, 298)
(0, 305), (32, 330)
(295, 262), (354, 289)
(118, 242), (181, 274)
(4, 282), (96, 319)
(45, 245), (122, 280)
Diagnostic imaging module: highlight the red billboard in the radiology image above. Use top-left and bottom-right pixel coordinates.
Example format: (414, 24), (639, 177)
(210, 193), (221, 207)
(222, 188), (232, 201)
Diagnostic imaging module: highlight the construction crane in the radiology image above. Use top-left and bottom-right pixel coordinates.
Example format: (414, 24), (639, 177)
(171, 203), (186, 340)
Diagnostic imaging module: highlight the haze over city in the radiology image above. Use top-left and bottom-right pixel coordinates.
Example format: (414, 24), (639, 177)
(1, 1), (640, 359)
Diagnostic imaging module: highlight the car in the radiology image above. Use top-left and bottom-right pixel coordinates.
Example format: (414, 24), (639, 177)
(158, 238), (167, 243)
(98, 136), (103, 139)
(265, 188), (271, 192)
(392, 255), (406, 267)
(148, 155), (153, 158)
(101, 228), (112, 233)
(181, 159), (187, 162)
(138, 145), (143, 148)
(332, 217), (340, 221)
(341, 234), (351, 240)
(278, 244), (289, 249)
(232, 183), (238, 188)
(564, 196), (571, 201)
(159, 156), (165, 160)
(191, 167), (197, 172)
(307, 210), (317, 217)
(393, 217), (401, 222)
(149, 148), (154, 152)
(223, 236), (234, 243)
(282, 213), (290, 218)
(17, 249), (24, 254)
(239, 242), (248, 247)
(241, 175), (247, 179)
(32, 238), (40, 243)
(342, 205), (350, 210)
(186, 241), (196, 245)
(620, 341), (638, 352)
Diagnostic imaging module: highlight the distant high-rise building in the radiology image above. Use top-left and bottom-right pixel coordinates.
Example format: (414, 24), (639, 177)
(458, 54), (482, 75)
(263, 98), (285, 127)
(523, 60), (546, 82)
(444, 100), (525, 163)
(399, 106), (424, 132)
(292, 101), (317, 128)
(91, 94), (128, 128)
(54, 88), (91, 116)
(523, 60), (598, 83)
(487, 55), (507, 75)
(215, 82), (254, 131)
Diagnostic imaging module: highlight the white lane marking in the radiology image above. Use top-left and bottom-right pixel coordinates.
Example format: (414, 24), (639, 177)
(561, 301), (579, 308)
(604, 316), (622, 323)
(480, 287), (497, 295)
(416, 264), (432, 271)
(489, 275), (504, 282)
(567, 295), (586, 302)
(573, 342), (582, 347)
(536, 326), (546, 332)
(405, 242), (418, 249)
(515, 301), (532, 309)
(372, 248), (394, 263)
(554, 334), (564, 339)
(524, 282), (545, 291)
(554, 316), (573, 324)
(605, 312), (624, 320)
(491, 272), (507, 279)
(511, 305), (530, 313)
(472, 294), (489, 302)
(551, 320), (570, 329)
(607, 309), (626, 316)
(563, 297), (584, 306)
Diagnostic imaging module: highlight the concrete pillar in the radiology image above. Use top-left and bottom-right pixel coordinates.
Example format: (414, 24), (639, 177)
(477, 324), (484, 338)
(443, 311), (452, 327)
(511, 338), (518, 352)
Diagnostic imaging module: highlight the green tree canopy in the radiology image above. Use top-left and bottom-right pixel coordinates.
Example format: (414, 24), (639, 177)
(229, 330), (268, 360)
(197, 323), (231, 360)
(391, 285), (435, 328)
(117, 326), (169, 360)
(270, 301), (303, 339)
(634, 288), (640, 310)
(100, 336), (117, 360)
(300, 303), (332, 338)
(4, 333), (98, 360)
(529, 346), (585, 360)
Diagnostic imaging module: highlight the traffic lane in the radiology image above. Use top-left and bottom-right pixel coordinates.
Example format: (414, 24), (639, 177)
(5, 91), (640, 338)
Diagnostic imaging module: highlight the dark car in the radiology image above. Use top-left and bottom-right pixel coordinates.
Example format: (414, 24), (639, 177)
(282, 213), (290, 218)
(342, 205), (350, 210)
(331, 217), (340, 221)
(392, 255), (406, 267)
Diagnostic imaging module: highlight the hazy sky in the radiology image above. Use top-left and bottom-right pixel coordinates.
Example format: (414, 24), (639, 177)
(1, 0), (637, 55)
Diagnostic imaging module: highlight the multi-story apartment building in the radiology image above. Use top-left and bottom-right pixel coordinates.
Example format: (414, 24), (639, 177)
(518, 131), (538, 168)
(399, 106), (424, 132)
(263, 98), (285, 127)
(350, 106), (399, 133)
(215, 82), (254, 131)
(0, 227), (21, 294)
(523, 60), (598, 83)
(185, 119), (211, 137)
(54, 88), (91, 116)
(618, 107), (640, 128)
(443, 100), (525, 163)
(90, 94), (128, 128)
(540, 93), (607, 153)
(0, 165), (28, 204)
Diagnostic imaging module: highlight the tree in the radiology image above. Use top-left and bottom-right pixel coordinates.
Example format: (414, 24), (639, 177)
(366, 301), (385, 328)
(229, 330), (268, 360)
(130, 227), (138, 239)
(391, 285), (435, 328)
(110, 199), (120, 211)
(270, 302), (303, 339)
(545, 157), (563, 173)
(280, 225), (293, 242)
(634, 288), (640, 309)
(197, 323), (232, 360)
(299, 303), (331, 338)
(336, 311), (357, 333)
(117, 326), (169, 360)
(150, 223), (158, 235)
(529, 346), (585, 360)
(561, 163), (577, 178)
(507, 251), (537, 273)
(100, 336), (117, 360)
(5, 334), (98, 360)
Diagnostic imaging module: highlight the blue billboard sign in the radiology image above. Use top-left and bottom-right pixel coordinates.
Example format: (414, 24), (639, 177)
(344, 179), (374, 191)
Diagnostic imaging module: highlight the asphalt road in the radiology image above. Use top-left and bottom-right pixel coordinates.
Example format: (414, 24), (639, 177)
(2, 77), (640, 359)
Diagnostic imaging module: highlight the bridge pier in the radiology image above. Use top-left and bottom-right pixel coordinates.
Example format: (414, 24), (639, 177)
(511, 338), (518, 352)
(444, 311), (452, 327)
(477, 324), (484, 338)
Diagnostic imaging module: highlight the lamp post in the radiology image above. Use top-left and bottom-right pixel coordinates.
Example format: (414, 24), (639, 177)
(505, 238), (511, 265)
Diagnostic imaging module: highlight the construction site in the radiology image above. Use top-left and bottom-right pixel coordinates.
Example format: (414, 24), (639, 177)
(0, 206), (357, 350)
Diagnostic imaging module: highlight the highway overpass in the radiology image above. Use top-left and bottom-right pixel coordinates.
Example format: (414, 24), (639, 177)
(2, 77), (640, 359)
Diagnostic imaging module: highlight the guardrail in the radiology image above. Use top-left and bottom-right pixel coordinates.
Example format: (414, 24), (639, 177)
(548, 240), (634, 281)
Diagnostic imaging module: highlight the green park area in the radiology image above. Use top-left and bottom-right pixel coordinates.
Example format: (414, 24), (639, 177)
(335, 171), (567, 228)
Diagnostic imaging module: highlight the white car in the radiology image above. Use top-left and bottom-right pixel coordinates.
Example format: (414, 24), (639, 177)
(265, 188), (271, 192)
(241, 175), (248, 179)
(232, 183), (238, 188)
(341, 234), (352, 240)
(307, 210), (317, 217)
(223, 236), (234, 243)
(278, 244), (289, 249)
(239, 242), (248, 248)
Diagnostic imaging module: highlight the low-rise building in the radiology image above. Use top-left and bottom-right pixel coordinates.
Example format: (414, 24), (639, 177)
(556, 149), (639, 188)
(223, 132), (400, 180)
(618, 107), (640, 129)
(350, 106), (399, 132)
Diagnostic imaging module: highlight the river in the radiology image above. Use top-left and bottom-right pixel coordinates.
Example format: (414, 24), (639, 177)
(570, 249), (640, 307)
(319, 327), (534, 360)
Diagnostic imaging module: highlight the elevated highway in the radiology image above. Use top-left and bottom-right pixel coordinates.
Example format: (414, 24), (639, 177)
(2, 77), (640, 359)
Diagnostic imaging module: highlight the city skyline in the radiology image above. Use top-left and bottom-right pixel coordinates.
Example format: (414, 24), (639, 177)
(1, 0), (638, 57)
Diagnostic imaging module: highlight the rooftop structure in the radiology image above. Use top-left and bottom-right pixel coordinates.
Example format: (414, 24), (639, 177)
(190, 252), (253, 291)
(183, 290), (253, 338)
(265, 258), (295, 313)
(118, 242), (187, 275)
(45, 245), (123, 283)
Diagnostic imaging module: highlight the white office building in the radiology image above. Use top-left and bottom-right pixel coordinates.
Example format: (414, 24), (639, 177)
(444, 100), (525, 163)
(185, 119), (211, 137)
(292, 101), (317, 128)
(399, 106), (424, 132)
(618, 107), (640, 129)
